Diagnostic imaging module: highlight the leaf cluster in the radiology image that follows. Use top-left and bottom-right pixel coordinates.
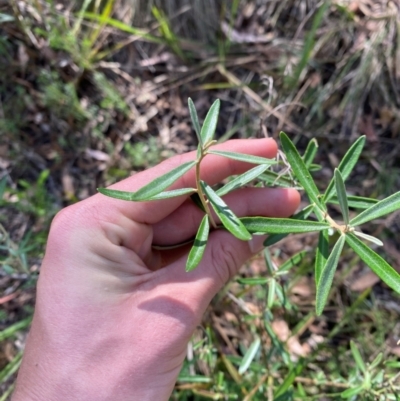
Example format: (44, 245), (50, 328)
(98, 99), (400, 315)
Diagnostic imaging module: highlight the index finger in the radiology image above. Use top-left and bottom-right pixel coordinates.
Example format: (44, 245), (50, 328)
(94, 138), (278, 224)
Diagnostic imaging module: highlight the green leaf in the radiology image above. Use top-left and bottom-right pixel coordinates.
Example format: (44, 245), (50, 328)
(237, 277), (269, 285)
(188, 98), (202, 145)
(323, 136), (366, 202)
(303, 138), (318, 168)
(208, 150), (277, 166)
(349, 191), (400, 227)
(200, 99), (220, 145)
(353, 231), (383, 246)
(278, 251), (307, 274)
(328, 195), (378, 210)
(345, 233), (400, 294)
(334, 169), (349, 224)
(200, 181), (252, 241)
(216, 164), (270, 197)
(274, 359), (307, 398)
(238, 337), (261, 374)
(316, 234), (345, 315)
(190, 193), (206, 212)
(350, 341), (367, 373)
(98, 160), (196, 201)
(259, 170), (298, 188)
(370, 352), (383, 370)
(177, 375), (212, 383)
(267, 278), (276, 308)
(280, 132), (325, 211)
(241, 217), (330, 234)
(98, 187), (196, 201)
(341, 385), (364, 399)
(315, 230), (329, 284)
(263, 205), (314, 246)
(186, 215), (210, 272)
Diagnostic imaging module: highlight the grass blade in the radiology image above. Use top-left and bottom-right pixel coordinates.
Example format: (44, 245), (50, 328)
(316, 234), (345, 315)
(238, 337), (261, 374)
(98, 160), (196, 201)
(216, 164), (269, 196)
(200, 99), (220, 145)
(278, 250), (307, 274)
(186, 215), (209, 272)
(303, 138), (318, 168)
(267, 278), (276, 308)
(345, 233), (400, 294)
(350, 340), (366, 373)
(201, 181), (252, 241)
(0, 316), (32, 341)
(328, 195), (378, 210)
(280, 132), (325, 211)
(188, 98), (202, 145)
(349, 191), (400, 227)
(208, 150), (277, 165)
(353, 231), (383, 246)
(237, 277), (269, 285)
(315, 230), (329, 284)
(341, 385), (364, 399)
(263, 205), (314, 246)
(241, 217), (330, 234)
(334, 169), (349, 224)
(259, 170), (297, 188)
(323, 136), (366, 202)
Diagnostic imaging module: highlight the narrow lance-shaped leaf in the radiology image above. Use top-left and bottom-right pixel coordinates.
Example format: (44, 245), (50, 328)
(186, 215), (209, 272)
(98, 160), (196, 201)
(350, 340), (366, 373)
(328, 195), (378, 210)
(200, 99), (220, 145)
(316, 234), (345, 315)
(278, 250), (307, 275)
(345, 233), (400, 294)
(267, 279), (276, 309)
(98, 187), (196, 202)
(238, 337), (261, 375)
(354, 231), (383, 246)
(341, 386), (364, 399)
(259, 170), (298, 188)
(241, 217), (330, 235)
(263, 205), (314, 247)
(188, 98), (202, 145)
(280, 132), (326, 211)
(216, 164), (269, 197)
(323, 135), (366, 202)
(200, 181), (252, 241)
(315, 230), (329, 284)
(208, 150), (277, 166)
(303, 138), (318, 168)
(237, 277), (269, 285)
(334, 169), (349, 224)
(350, 191), (400, 227)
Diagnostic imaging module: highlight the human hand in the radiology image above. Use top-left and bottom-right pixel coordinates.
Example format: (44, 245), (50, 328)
(13, 138), (300, 401)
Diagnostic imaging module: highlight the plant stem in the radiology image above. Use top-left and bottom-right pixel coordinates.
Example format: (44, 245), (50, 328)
(196, 151), (217, 228)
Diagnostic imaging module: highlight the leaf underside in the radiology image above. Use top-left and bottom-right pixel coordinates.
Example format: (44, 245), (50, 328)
(345, 233), (400, 294)
(316, 234), (346, 315)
